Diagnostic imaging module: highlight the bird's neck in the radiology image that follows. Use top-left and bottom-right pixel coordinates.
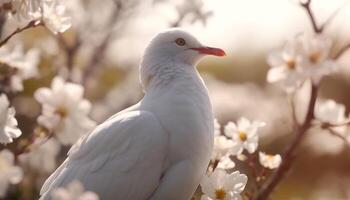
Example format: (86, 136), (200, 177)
(140, 59), (198, 92)
(142, 61), (212, 115)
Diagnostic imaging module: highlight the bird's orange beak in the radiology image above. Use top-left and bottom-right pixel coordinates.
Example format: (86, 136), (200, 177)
(190, 47), (226, 57)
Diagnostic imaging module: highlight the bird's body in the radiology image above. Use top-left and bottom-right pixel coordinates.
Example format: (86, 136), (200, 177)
(40, 29), (225, 200)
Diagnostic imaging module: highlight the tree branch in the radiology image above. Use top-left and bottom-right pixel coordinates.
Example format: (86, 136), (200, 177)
(319, 2), (347, 32)
(300, 0), (350, 59)
(0, 20), (42, 47)
(13, 126), (53, 160)
(333, 43), (350, 60)
(254, 84), (318, 200)
(54, 32), (81, 77)
(326, 128), (350, 148)
(253, 1), (348, 198)
(300, 0), (321, 33)
(81, 32), (112, 85)
(81, 0), (124, 85)
(320, 120), (350, 128)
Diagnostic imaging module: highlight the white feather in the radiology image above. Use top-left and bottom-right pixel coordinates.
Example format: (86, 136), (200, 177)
(40, 111), (168, 199)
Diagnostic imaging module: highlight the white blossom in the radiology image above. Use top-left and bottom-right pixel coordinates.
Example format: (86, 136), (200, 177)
(212, 135), (234, 161)
(0, 94), (22, 144)
(217, 156), (235, 170)
(315, 99), (348, 134)
(0, 44), (40, 92)
(212, 119), (234, 161)
(200, 168), (247, 200)
(315, 100), (347, 125)
(267, 38), (304, 90)
(41, 0), (72, 34)
(19, 138), (60, 173)
(298, 34), (336, 83)
(7, 0), (71, 34)
(35, 76), (96, 145)
(267, 34), (336, 90)
(224, 118), (265, 155)
(0, 149), (23, 198)
(51, 180), (99, 200)
(259, 152), (282, 169)
(9, 0), (41, 24)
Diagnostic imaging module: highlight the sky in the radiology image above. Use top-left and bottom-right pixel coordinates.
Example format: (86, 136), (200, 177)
(107, 0), (350, 66)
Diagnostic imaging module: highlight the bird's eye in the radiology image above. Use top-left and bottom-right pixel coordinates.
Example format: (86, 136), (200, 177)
(175, 38), (186, 46)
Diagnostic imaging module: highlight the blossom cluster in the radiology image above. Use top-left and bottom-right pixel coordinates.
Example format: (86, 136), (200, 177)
(0, 44), (40, 92)
(201, 118), (281, 199)
(204, 29), (350, 198)
(0, 75), (97, 198)
(0, 0), (96, 198)
(266, 28), (350, 148)
(3, 0), (71, 34)
(260, 0), (350, 197)
(267, 34), (337, 91)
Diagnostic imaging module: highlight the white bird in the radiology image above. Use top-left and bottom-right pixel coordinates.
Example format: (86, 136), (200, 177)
(40, 29), (226, 200)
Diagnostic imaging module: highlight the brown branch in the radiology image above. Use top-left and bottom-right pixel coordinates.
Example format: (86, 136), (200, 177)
(320, 120), (350, 128)
(171, 13), (186, 28)
(252, 0), (346, 198)
(0, 20), (42, 47)
(326, 128), (350, 148)
(300, 0), (321, 33)
(81, 1), (123, 85)
(294, 0), (349, 60)
(14, 126), (54, 160)
(300, 0), (350, 59)
(333, 43), (350, 59)
(54, 32), (81, 77)
(81, 33), (111, 85)
(254, 84), (318, 200)
(211, 159), (219, 171)
(246, 152), (260, 193)
(319, 2), (347, 32)
(0, 12), (6, 37)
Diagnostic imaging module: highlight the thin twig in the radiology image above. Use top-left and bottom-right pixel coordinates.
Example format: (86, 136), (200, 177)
(300, 0), (321, 33)
(333, 43), (350, 59)
(0, 12), (6, 37)
(319, 0), (349, 32)
(54, 32), (81, 76)
(171, 13), (186, 28)
(14, 128), (54, 160)
(320, 1), (350, 59)
(246, 152), (261, 194)
(81, 33), (111, 85)
(81, 1), (123, 85)
(321, 120), (350, 128)
(326, 128), (350, 148)
(254, 84), (318, 200)
(211, 159), (219, 171)
(0, 20), (42, 47)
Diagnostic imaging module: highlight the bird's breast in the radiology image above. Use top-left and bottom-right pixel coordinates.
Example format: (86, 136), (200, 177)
(142, 78), (214, 169)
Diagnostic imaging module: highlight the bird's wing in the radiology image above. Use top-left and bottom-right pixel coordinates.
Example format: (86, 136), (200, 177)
(40, 110), (168, 200)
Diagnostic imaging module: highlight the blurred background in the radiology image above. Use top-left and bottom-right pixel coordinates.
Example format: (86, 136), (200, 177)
(2, 0), (350, 199)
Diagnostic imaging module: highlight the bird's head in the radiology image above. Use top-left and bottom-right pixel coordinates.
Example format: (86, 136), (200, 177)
(140, 29), (225, 90)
